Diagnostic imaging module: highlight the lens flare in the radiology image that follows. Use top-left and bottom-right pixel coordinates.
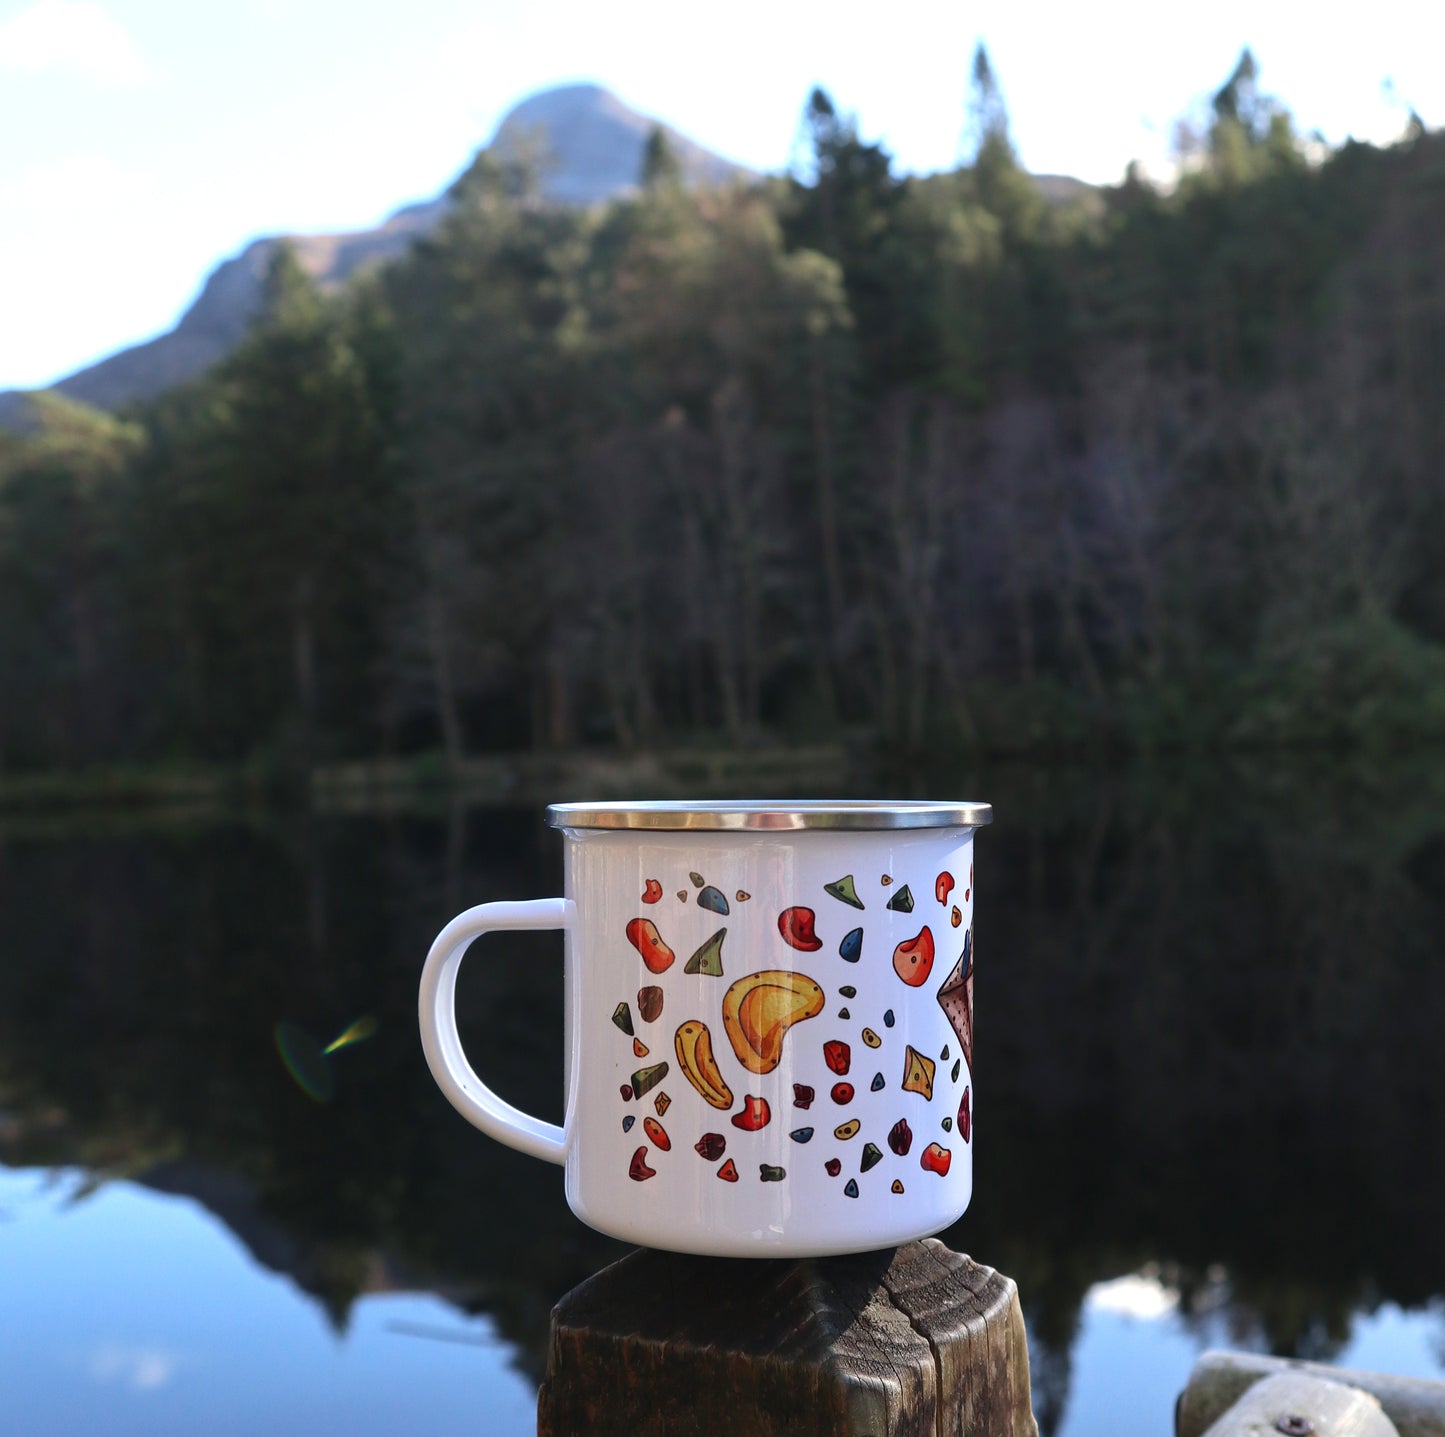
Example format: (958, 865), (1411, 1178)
(274, 1021), (334, 1103)
(323, 1015), (378, 1054)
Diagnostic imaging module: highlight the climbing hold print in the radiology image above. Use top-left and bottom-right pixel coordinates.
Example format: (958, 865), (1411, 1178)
(697, 885), (730, 916)
(689, 872), (705, 888)
(777, 906), (823, 952)
(631, 1062), (669, 1098)
(643, 1117), (671, 1151)
(892, 926), (936, 987)
(637, 985), (664, 1023)
(861, 1028), (881, 1048)
(891, 1179), (905, 1194)
(790, 1126), (814, 1143)
(839, 985), (857, 999)
(684, 927), (727, 977)
(612, 1002), (634, 1036)
(860, 1143), (883, 1173)
(901, 1046), (936, 1101)
(887, 1118), (913, 1156)
(936, 872), (955, 905)
(920, 1142), (952, 1176)
(824, 1039), (851, 1075)
(695, 1132), (726, 1161)
(628, 1147), (656, 1181)
(884, 1009), (895, 1028)
(632, 1038), (649, 1058)
(959, 1086), (971, 1143)
(736, 890), (751, 902)
(626, 918), (675, 974)
(844, 1178), (859, 1198)
(731, 1094), (771, 1131)
(824, 874), (864, 909)
(674, 1020), (734, 1109)
(839, 927), (863, 963)
(623, 1115), (635, 1133)
(834, 1119), (861, 1141)
(793, 1083), (815, 1108)
(825, 1158), (842, 1177)
(722, 970), (824, 1074)
(620, 1084), (633, 1101)
(887, 885), (914, 913)
(831, 1082), (854, 1105)
(642, 879), (663, 904)
(870, 1072), (885, 1092)
(653, 1091), (671, 1117)
(759, 1164), (786, 1182)
(951, 1059), (961, 1083)
(717, 1159), (739, 1182)
(951, 905), (962, 928)
(936, 926), (974, 1069)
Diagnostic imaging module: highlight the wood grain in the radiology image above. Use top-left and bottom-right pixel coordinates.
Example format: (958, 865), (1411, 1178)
(536, 1239), (1036, 1436)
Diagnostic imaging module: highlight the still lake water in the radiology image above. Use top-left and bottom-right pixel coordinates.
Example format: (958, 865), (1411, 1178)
(3, 756), (1445, 1435)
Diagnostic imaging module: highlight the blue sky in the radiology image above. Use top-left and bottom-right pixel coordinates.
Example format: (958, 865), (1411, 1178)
(1, 0), (1439, 392)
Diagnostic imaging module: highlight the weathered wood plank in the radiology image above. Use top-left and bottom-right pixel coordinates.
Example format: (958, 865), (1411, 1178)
(1179, 1351), (1445, 1437)
(536, 1241), (1036, 1436)
(1198, 1371), (1398, 1437)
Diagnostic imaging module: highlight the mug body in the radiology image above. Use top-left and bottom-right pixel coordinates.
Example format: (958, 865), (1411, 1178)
(554, 804), (982, 1258)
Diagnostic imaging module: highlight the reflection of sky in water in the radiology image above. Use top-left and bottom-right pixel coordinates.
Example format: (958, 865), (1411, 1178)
(1049, 1271), (1445, 1437)
(0, 1168), (538, 1437)
(7, 1163), (1445, 1436)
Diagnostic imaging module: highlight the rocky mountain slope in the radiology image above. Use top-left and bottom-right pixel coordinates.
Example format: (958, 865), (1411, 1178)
(0, 84), (750, 427)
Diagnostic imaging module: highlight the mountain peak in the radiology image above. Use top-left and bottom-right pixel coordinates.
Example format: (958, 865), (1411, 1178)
(490, 83), (749, 204)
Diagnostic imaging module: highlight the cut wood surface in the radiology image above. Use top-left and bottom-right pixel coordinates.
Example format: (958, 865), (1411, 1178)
(1179, 1351), (1445, 1437)
(535, 1239), (1036, 1436)
(1197, 1371), (1398, 1437)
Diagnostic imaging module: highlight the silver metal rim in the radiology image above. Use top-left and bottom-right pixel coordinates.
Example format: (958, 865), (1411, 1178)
(545, 799), (993, 832)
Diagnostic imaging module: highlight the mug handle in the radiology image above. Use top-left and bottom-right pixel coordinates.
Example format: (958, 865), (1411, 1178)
(418, 898), (574, 1165)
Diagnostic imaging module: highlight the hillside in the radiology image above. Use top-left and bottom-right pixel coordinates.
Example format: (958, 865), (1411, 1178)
(0, 84), (752, 428)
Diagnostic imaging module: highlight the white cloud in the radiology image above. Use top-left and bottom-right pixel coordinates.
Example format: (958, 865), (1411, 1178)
(1086, 1273), (1181, 1321)
(0, 1), (151, 86)
(87, 1342), (180, 1392)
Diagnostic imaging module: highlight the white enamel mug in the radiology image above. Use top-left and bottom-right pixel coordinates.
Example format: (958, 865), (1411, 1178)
(418, 799), (991, 1258)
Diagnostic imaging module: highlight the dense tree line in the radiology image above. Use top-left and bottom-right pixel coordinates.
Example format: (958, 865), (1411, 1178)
(3, 50), (1444, 775)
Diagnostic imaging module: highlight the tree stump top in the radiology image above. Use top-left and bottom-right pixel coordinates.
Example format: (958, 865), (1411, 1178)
(536, 1238), (1036, 1436)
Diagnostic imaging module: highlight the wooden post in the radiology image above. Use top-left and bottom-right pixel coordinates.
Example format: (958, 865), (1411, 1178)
(536, 1238), (1036, 1437)
(1179, 1352), (1445, 1437)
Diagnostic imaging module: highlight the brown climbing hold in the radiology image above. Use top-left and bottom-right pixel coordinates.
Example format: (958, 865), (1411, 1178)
(695, 1132), (726, 1161)
(637, 985), (664, 1023)
(628, 1147), (656, 1181)
(888, 1117), (913, 1156)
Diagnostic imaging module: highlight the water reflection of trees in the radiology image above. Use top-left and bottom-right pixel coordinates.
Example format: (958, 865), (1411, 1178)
(1, 757), (1443, 1418)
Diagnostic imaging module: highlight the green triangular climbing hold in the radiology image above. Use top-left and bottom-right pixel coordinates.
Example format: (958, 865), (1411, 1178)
(684, 927), (727, 977)
(886, 884), (914, 913)
(824, 874), (864, 909)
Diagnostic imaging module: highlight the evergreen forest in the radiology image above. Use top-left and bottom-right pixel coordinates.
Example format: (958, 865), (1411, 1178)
(3, 50), (1444, 781)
